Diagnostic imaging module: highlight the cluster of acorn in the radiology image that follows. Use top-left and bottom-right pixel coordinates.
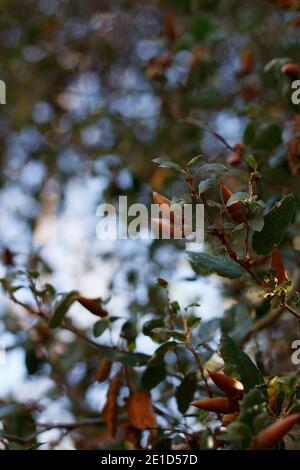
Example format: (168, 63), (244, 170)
(191, 370), (300, 450)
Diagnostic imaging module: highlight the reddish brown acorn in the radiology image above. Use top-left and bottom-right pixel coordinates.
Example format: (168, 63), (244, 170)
(191, 397), (239, 414)
(208, 370), (244, 399)
(220, 184), (247, 224)
(252, 413), (300, 450)
(281, 63), (300, 80)
(271, 247), (288, 284)
(221, 412), (239, 427)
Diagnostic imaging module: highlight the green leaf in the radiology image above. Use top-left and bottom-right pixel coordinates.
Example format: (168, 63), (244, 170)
(187, 316), (201, 329)
(171, 300), (180, 313)
(148, 341), (179, 366)
(192, 16), (215, 40)
(189, 252), (244, 279)
(198, 177), (218, 195)
(198, 318), (219, 344)
(253, 412), (271, 435)
(176, 373), (197, 414)
(239, 389), (266, 427)
(206, 200), (224, 209)
(121, 320), (137, 342)
(142, 319), (165, 337)
(152, 328), (185, 342)
(28, 271), (40, 279)
(95, 345), (149, 366)
(141, 363), (166, 390)
(247, 154), (258, 171)
(93, 319), (110, 337)
(252, 194), (296, 254)
(200, 163), (227, 174)
(153, 157), (184, 173)
(185, 303), (201, 311)
(49, 291), (78, 328)
(244, 122), (256, 146)
(188, 155), (202, 167)
(248, 202), (264, 232)
(226, 192), (248, 207)
(254, 123), (282, 151)
(220, 334), (264, 391)
(225, 422), (252, 449)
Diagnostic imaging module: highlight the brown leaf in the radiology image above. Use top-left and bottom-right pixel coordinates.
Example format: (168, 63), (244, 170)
(96, 359), (112, 382)
(2, 248), (14, 266)
(125, 390), (157, 430)
(164, 12), (176, 42)
(152, 191), (171, 207)
(76, 296), (108, 317)
(271, 248), (288, 284)
(101, 373), (121, 437)
(120, 419), (141, 449)
(240, 48), (253, 74)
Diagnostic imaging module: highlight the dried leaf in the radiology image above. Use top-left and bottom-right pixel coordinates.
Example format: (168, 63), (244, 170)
(76, 296), (108, 318)
(101, 373), (121, 437)
(120, 419), (141, 449)
(96, 359), (112, 382)
(125, 390), (157, 430)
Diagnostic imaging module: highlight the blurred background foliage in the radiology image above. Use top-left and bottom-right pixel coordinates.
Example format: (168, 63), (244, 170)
(1, 0), (300, 450)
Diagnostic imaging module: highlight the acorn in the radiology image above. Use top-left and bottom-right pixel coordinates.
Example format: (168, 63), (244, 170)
(191, 397), (239, 414)
(222, 412), (239, 427)
(252, 413), (300, 450)
(208, 370), (244, 399)
(281, 63), (300, 80)
(220, 184), (247, 224)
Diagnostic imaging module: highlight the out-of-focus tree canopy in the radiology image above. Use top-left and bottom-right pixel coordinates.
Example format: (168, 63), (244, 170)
(1, 0), (300, 450)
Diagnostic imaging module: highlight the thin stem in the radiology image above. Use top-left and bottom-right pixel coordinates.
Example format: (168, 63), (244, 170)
(283, 302), (300, 319)
(1, 418), (105, 445)
(185, 340), (212, 397)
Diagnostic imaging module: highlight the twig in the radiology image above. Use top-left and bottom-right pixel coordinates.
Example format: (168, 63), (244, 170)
(283, 302), (300, 319)
(1, 418), (105, 445)
(184, 117), (235, 152)
(185, 341), (212, 398)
